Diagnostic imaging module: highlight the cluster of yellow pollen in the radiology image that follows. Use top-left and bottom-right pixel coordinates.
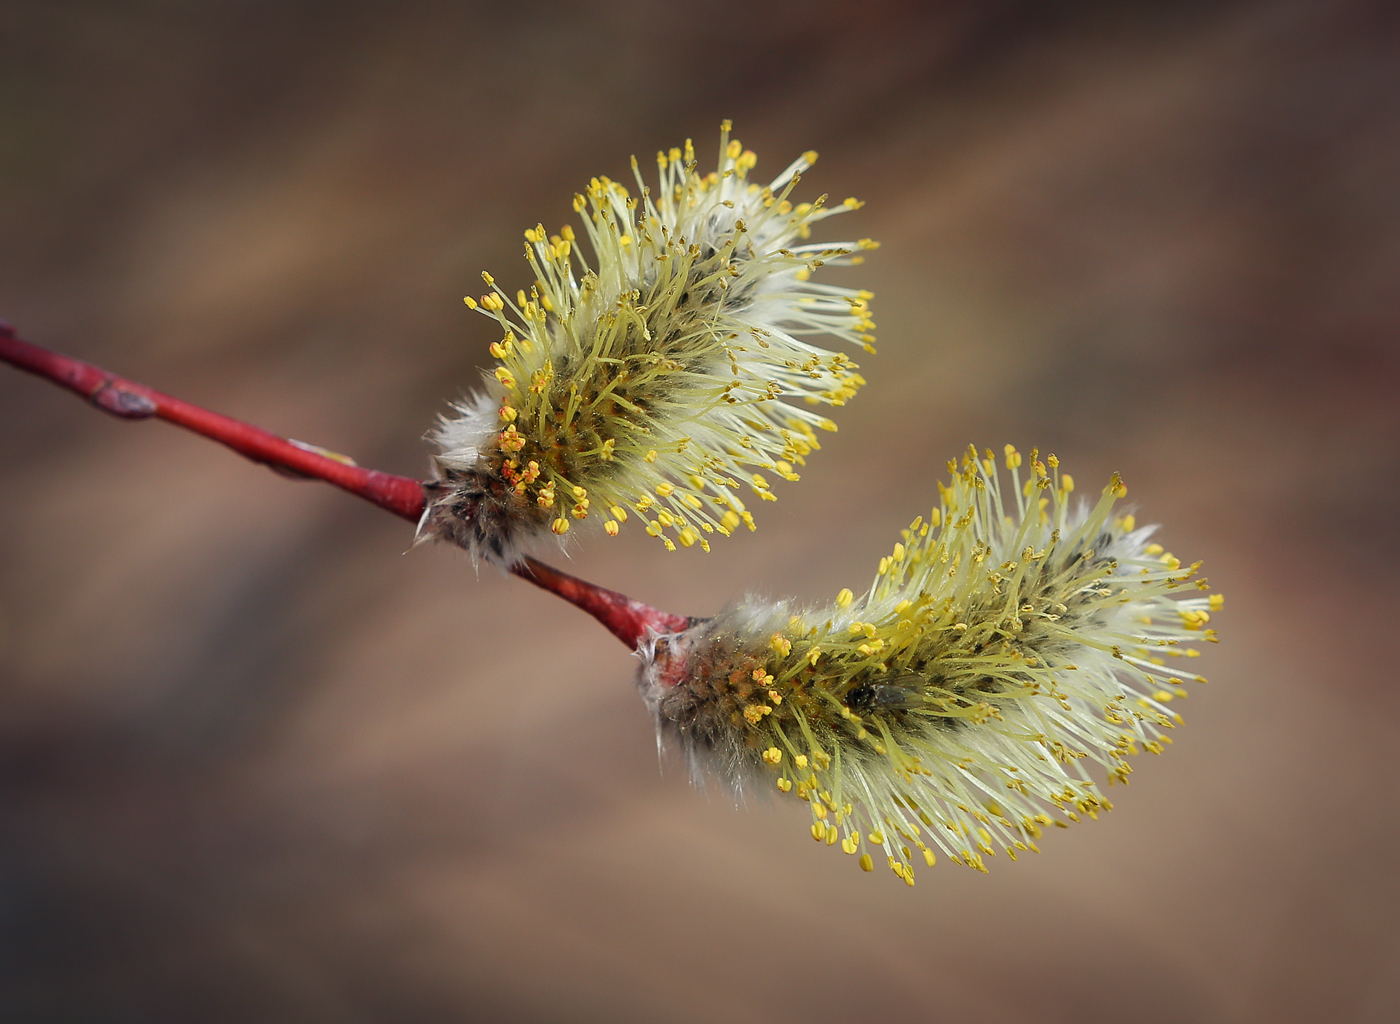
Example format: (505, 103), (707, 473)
(438, 122), (875, 555)
(646, 445), (1220, 886)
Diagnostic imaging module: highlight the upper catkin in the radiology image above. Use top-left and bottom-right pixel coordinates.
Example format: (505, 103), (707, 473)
(422, 122), (876, 564)
(636, 445), (1221, 886)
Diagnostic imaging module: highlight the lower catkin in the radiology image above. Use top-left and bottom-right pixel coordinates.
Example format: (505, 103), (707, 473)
(635, 445), (1220, 886)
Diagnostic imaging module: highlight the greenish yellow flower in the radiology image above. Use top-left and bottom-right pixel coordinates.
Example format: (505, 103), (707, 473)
(423, 122), (875, 563)
(638, 445), (1221, 886)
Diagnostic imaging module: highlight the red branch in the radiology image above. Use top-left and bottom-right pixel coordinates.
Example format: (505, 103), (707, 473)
(512, 558), (692, 645)
(0, 324), (690, 649)
(0, 327), (425, 519)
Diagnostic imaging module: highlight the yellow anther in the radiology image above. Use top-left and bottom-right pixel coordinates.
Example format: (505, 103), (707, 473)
(770, 634), (792, 657)
(761, 747), (782, 765)
(1180, 609), (1211, 630)
(463, 296), (478, 309)
(644, 449), (659, 463)
(1209, 593), (1225, 610)
(836, 588), (854, 608)
(677, 527), (698, 548)
(1121, 514), (1136, 531)
(550, 518), (569, 535)
(859, 853), (874, 872)
(655, 482), (675, 497)
(1060, 473), (1075, 493)
(795, 755), (809, 770)
(604, 520), (620, 537)
(776, 777), (792, 793)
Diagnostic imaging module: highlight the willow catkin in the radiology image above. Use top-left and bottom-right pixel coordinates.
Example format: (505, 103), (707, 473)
(636, 446), (1220, 885)
(422, 122), (877, 565)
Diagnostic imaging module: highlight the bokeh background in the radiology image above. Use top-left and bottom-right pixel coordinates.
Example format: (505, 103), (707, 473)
(1, 1), (1397, 1020)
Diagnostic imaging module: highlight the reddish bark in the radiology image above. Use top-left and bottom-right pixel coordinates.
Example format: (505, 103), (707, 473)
(511, 558), (693, 646)
(0, 324), (689, 649)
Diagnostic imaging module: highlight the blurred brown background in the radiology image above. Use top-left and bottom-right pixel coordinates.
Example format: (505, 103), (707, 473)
(1, 1), (1397, 1020)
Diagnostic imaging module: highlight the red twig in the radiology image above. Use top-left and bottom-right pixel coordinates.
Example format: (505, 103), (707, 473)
(512, 558), (692, 645)
(0, 326), (424, 519)
(0, 324), (689, 649)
